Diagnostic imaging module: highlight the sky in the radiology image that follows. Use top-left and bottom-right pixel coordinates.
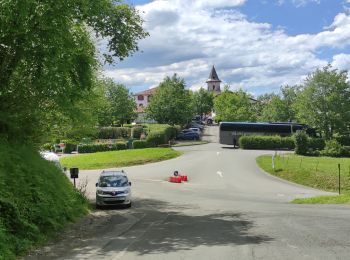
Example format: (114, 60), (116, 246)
(103, 0), (350, 97)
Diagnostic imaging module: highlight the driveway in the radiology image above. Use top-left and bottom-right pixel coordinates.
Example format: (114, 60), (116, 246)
(26, 126), (350, 260)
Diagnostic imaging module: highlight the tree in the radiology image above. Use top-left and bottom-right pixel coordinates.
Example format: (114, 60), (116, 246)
(192, 88), (214, 118)
(0, 0), (148, 142)
(214, 88), (256, 122)
(146, 74), (193, 125)
(295, 64), (350, 139)
(104, 80), (136, 126)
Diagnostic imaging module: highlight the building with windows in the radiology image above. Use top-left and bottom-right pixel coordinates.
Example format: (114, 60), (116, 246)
(206, 65), (221, 94)
(133, 87), (158, 123)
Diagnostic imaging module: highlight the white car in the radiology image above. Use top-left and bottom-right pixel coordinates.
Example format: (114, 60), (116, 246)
(95, 170), (132, 208)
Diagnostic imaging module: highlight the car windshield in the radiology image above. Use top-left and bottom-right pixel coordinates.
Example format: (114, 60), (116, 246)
(99, 175), (128, 187)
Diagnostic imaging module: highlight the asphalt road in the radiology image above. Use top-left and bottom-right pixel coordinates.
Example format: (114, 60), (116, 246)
(26, 126), (350, 260)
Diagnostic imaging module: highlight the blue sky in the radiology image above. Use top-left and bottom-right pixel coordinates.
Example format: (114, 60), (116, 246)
(105, 0), (350, 96)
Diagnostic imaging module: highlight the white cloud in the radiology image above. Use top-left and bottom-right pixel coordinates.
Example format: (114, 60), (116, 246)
(277, 0), (321, 7)
(105, 1), (350, 95)
(332, 53), (350, 78)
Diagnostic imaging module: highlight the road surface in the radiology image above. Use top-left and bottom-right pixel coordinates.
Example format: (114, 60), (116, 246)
(26, 126), (350, 260)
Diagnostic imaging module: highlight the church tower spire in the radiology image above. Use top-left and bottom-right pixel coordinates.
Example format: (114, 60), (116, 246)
(206, 65), (221, 94)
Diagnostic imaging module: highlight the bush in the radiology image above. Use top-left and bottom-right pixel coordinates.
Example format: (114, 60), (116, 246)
(334, 135), (350, 146)
(239, 136), (294, 150)
(294, 131), (308, 155)
(132, 126), (144, 139)
(116, 142), (127, 150)
(321, 139), (344, 157)
(133, 140), (149, 149)
(307, 138), (325, 151)
(78, 144), (114, 153)
(62, 140), (77, 154)
(342, 146), (350, 157)
(146, 132), (167, 147)
(41, 143), (53, 151)
(98, 127), (131, 139)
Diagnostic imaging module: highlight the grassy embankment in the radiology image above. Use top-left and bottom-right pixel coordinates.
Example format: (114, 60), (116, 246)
(0, 141), (89, 260)
(257, 154), (350, 204)
(172, 141), (208, 147)
(60, 148), (182, 170)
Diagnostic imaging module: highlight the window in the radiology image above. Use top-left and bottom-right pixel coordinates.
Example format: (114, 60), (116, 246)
(139, 104), (143, 107)
(138, 95), (144, 101)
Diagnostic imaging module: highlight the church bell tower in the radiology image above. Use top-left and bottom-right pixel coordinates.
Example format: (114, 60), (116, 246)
(206, 65), (221, 94)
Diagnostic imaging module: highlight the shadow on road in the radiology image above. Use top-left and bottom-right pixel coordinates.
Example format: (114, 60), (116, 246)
(26, 198), (273, 259)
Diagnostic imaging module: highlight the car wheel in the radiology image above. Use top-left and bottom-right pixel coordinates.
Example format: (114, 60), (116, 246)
(96, 203), (101, 210)
(125, 202), (132, 208)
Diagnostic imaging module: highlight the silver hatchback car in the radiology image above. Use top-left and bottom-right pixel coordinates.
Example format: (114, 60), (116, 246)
(95, 170), (132, 208)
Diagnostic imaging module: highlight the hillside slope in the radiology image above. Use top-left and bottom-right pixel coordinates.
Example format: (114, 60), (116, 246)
(0, 141), (89, 259)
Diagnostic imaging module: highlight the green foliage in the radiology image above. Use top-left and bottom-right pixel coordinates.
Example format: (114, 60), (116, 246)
(41, 143), (53, 151)
(295, 64), (350, 139)
(98, 127), (131, 139)
(132, 126), (144, 139)
(61, 140), (78, 154)
(146, 74), (194, 126)
(0, 0), (148, 142)
(104, 80), (136, 126)
(239, 136), (294, 150)
(320, 139), (344, 157)
(192, 88), (214, 117)
(116, 142), (127, 150)
(307, 138), (325, 151)
(145, 126), (178, 147)
(294, 131), (308, 155)
(257, 154), (350, 193)
(0, 141), (88, 259)
(133, 140), (149, 149)
(292, 194), (350, 204)
(214, 88), (256, 122)
(78, 144), (115, 153)
(334, 135), (350, 146)
(61, 148), (183, 170)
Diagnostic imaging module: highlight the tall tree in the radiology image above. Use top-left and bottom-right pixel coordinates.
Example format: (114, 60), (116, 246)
(146, 74), (193, 125)
(214, 88), (256, 122)
(0, 0), (148, 142)
(105, 80), (136, 126)
(192, 88), (214, 119)
(295, 64), (350, 139)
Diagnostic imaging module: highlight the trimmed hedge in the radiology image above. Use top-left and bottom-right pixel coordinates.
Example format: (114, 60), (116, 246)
(78, 142), (127, 153)
(62, 140), (77, 154)
(133, 140), (149, 149)
(239, 136), (294, 150)
(98, 127), (131, 139)
(308, 138), (325, 151)
(132, 126), (144, 139)
(146, 126), (178, 147)
(335, 135), (350, 146)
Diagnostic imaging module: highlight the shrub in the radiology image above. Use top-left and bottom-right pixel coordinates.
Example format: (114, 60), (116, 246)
(41, 143), (53, 151)
(62, 140), (77, 154)
(78, 144), (114, 153)
(146, 132), (167, 147)
(164, 126), (178, 140)
(342, 146), (350, 157)
(116, 142), (127, 150)
(334, 135), (350, 146)
(294, 131), (308, 155)
(133, 140), (149, 149)
(98, 127), (131, 139)
(132, 126), (144, 139)
(307, 138), (325, 151)
(239, 136), (294, 150)
(321, 139), (344, 157)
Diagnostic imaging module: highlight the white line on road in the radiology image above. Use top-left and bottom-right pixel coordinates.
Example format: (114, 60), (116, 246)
(216, 171), (223, 178)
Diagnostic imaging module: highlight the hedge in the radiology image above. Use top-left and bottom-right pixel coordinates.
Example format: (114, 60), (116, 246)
(77, 142), (126, 153)
(334, 135), (350, 146)
(307, 138), (325, 151)
(146, 126), (178, 147)
(132, 126), (144, 139)
(62, 140), (77, 154)
(239, 136), (295, 150)
(133, 140), (149, 149)
(98, 127), (131, 139)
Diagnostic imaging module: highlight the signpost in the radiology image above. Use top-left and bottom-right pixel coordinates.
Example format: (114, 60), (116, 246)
(70, 167), (79, 188)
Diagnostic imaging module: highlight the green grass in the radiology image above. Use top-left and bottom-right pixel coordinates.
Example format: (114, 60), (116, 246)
(292, 194), (350, 204)
(172, 141), (208, 147)
(0, 141), (89, 260)
(60, 148), (182, 170)
(257, 154), (350, 204)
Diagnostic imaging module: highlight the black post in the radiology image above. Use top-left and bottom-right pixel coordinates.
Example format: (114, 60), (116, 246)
(338, 163), (341, 195)
(74, 178), (76, 188)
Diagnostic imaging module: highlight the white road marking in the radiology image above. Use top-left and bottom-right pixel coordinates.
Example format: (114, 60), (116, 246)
(217, 151), (221, 156)
(217, 171), (223, 178)
(277, 193), (285, 197)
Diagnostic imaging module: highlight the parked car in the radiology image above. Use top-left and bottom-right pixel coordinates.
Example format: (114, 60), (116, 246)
(189, 128), (201, 135)
(95, 170), (132, 208)
(190, 122), (204, 130)
(177, 131), (200, 140)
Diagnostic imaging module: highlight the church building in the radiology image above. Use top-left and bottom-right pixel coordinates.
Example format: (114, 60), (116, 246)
(206, 65), (221, 95)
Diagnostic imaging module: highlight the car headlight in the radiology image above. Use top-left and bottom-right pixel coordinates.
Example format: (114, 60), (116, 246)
(97, 190), (104, 195)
